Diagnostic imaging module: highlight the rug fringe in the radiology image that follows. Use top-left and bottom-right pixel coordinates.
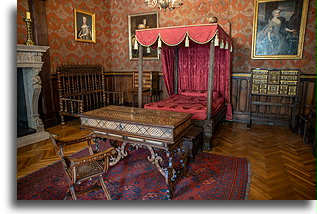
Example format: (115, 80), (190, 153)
(245, 158), (252, 200)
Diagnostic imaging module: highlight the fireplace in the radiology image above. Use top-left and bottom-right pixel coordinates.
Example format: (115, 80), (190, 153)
(17, 44), (50, 148)
(17, 67), (36, 137)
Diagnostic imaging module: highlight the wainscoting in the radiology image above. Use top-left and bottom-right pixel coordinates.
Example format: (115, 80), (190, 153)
(231, 72), (316, 124)
(51, 71), (315, 125)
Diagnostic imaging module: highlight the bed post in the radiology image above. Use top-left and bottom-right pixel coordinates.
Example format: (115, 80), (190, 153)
(138, 44), (144, 108)
(203, 40), (215, 151)
(174, 46), (178, 94)
(207, 42), (214, 120)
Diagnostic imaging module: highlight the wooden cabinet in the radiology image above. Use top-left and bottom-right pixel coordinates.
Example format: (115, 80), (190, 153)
(128, 71), (162, 106)
(248, 69), (300, 128)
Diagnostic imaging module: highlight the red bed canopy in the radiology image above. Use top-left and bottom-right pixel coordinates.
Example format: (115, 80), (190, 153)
(135, 24), (232, 48)
(135, 24), (233, 120)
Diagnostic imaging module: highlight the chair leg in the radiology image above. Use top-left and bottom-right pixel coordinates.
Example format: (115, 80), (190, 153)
(69, 184), (77, 200)
(100, 177), (111, 200)
(60, 114), (65, 125)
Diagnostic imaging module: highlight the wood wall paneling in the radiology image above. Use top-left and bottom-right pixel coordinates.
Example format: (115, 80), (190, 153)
(51, 72), (315, 125)
(231, 73), (316, 125)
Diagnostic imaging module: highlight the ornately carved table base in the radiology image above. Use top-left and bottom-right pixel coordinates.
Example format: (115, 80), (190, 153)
(107, 140), (189, 200)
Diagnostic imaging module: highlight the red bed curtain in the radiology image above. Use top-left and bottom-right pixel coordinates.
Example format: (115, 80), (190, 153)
(161, 45), (175, 96)
(161, 42), (232, 120)
(136, 24), (233, 120)
(178, 42), (210, 92)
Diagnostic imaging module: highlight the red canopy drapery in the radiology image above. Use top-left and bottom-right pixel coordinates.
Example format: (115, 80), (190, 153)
(135, 24), (233, 120)
(135, 24), (231, 47)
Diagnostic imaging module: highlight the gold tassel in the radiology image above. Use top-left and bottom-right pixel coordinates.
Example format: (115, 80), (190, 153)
(214, 33), (219, 46)
(158, 37), (162, 48)
(220, 40), (224, 49)
(225, 41), (229, 49)
(134, 40), (138, 50)
(185, 35), (189, 47)
(147, 47), (151, 53)
(230, 45), (233, 52)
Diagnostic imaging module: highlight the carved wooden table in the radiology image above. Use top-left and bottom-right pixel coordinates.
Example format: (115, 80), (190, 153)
(80, 105), (193, 199)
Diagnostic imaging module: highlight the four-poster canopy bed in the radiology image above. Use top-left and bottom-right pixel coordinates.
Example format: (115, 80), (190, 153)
(134, 22), (233, 150)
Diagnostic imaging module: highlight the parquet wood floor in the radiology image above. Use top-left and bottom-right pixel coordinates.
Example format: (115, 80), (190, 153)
(17, 120), (316, 200)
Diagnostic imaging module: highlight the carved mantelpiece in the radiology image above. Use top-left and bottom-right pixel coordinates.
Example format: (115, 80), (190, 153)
(17, 44), (50, 148)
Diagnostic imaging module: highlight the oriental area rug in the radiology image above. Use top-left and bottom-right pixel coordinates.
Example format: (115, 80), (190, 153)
(17, 141), (250, 200)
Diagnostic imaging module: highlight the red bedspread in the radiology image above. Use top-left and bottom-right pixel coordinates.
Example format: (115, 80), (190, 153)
(144, 94), (224, 120)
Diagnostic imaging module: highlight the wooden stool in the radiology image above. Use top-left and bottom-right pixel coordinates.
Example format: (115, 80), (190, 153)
(183, 127), (203, 162)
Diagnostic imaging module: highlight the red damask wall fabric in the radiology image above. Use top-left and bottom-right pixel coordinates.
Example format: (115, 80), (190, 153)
(17, 0), (316, 74)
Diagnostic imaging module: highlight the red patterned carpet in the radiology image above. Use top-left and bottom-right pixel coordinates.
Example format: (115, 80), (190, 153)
(17, 141), (250, 200)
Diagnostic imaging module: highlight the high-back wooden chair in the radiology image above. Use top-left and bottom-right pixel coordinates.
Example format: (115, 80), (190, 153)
(57, 65), (125, 125)
(49, 131), (117, 200)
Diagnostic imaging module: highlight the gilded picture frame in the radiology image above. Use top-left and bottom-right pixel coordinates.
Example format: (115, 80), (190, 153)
(128, 12), (159, 60)
(251, 0), (309, 59)
(74, 9), (96, 43)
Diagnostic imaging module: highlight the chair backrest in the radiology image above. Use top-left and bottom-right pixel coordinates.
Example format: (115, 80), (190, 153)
(57, 65), (106, 112)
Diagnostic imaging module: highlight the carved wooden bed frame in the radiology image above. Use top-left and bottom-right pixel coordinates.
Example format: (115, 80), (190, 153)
(134, 19), (233, 150)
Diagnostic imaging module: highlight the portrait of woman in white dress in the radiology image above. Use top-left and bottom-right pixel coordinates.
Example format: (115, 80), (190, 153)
(77, 16), (92, 40)
(74, 9), (95, 43)
(252, 0), (308, 59)
(256, 9), (296, 55)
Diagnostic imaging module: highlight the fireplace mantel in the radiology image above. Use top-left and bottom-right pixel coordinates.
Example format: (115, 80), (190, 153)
(17, 44), (50, 148)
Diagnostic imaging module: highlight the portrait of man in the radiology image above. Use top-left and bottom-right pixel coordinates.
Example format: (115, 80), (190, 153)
(74, 9), (96, 43)
(252, 0), (309, 59)
(128, 12), (159, 60)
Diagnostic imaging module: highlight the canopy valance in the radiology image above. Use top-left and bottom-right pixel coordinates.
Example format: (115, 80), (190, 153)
(135, 24), (232, 50)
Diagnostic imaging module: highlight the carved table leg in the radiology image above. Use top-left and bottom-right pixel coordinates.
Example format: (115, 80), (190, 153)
(147, 146), (165, 177)
(109, 141), (128, 166)
(165, 150), (175, 200)
(164, 142), (189, 200)
(180, 142), (189, 176)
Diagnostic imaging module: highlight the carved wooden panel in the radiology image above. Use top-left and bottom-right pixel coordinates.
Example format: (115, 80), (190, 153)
(251, 69), (299, 96)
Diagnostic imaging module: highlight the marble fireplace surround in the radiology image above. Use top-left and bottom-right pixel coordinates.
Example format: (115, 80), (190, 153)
(17, 44), (50, 148)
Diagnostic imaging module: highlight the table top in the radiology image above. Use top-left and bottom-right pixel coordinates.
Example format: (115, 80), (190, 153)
(80, 105), (192, 128)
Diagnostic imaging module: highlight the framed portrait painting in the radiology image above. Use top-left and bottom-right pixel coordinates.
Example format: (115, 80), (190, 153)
(251, 0), (309, 59)
(128, 12), (159, 60)
(74, 9), (96, 43)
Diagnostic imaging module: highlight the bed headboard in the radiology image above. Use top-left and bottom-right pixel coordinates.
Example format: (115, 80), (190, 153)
(193, 16), (231, 36)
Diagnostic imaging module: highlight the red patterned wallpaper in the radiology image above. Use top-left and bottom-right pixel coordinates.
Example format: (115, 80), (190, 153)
(17, 0), (315, 74)
(17, 0), (112, 73)
(110, 0), (316, 73)
(17, 0), (29, 44)
(45, 0), (112, 72)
